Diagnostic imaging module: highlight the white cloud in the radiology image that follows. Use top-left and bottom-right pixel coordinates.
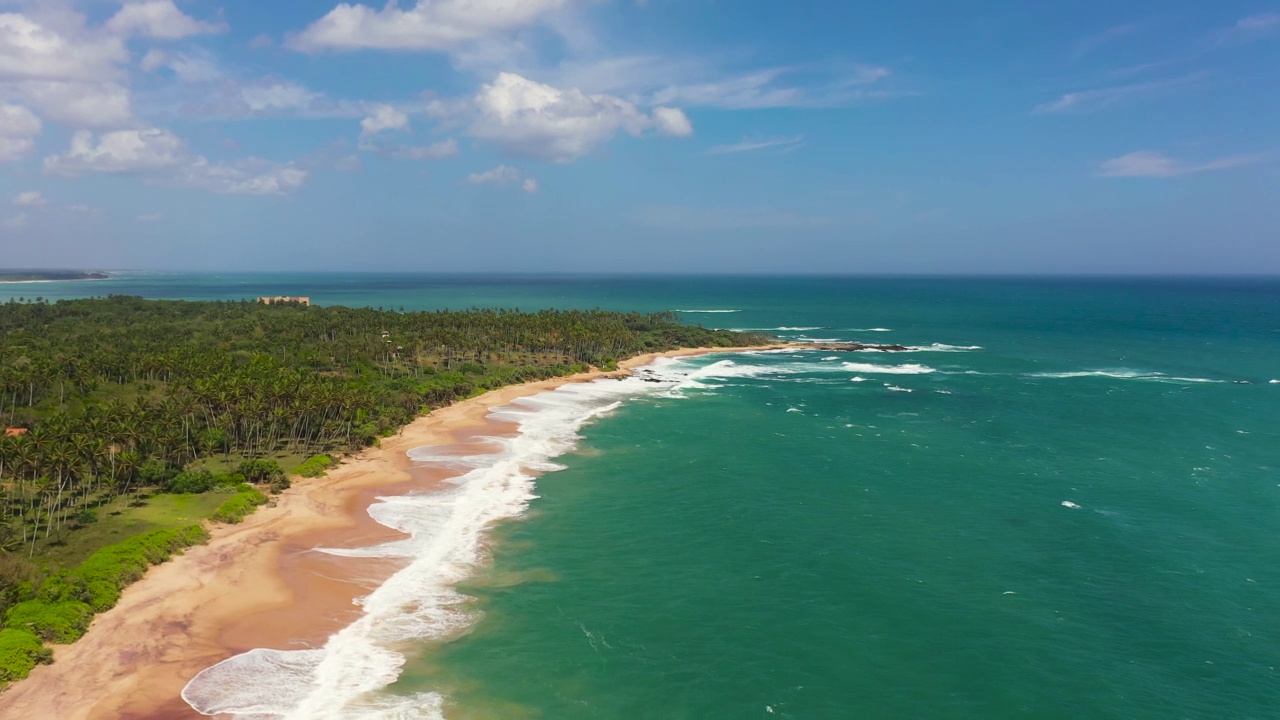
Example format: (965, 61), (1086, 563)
(105, 1), (226, 40)
(44, 128), (186, 175)
(652, 106), (692, 137)
(706, 134), (805, 155)
(136, 213), (162, 222)
(548, 56), (899, 110)
(1098, 150), (1263, 178)
(3, 212), (26, 228)
(467, 164), (538, 192)
(289, 0), (573, 52)
(12, 190), (45, 206)
(360, 104), (410, 138)
(469, 72), (686, 162)
(15, 81), (132, 128)
(241, 82), (321, 112)
(1032, 73), (1205, 114)
(1213, 12), (1280, 47)
(0, 103), (40, 162)
(178, 158), (309, 195)
(0, 12), (128, 82)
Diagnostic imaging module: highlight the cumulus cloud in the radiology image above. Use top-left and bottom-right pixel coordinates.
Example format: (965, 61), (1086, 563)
(468, 72), (690, 162)
(15, 81), (132, 128)
(43, 127), (309, 195)
(0, 12), (128, 82)
(105, 1), (227, 40)
(241, 82), (322, 112)
(652, 106), (693, 137)
(360, 104), (410, 138)
(0, 103), (41, 162)
(12, 190), (45, 206)
(467, 164), (538, 192)
(1098, 150), (1263, 178)
(44, 128), (186, 175)
(289, 0), (573, 52)
(178, 158), (309, 195)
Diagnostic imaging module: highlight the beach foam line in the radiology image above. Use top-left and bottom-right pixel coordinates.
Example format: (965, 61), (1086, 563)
(181, 354), (758, 719)
(841, 362), (937, 375)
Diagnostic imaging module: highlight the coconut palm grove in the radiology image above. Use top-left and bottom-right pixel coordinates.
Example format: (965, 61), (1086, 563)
(0, 295), (766, 683)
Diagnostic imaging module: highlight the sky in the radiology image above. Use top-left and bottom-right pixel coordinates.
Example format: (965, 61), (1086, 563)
(0, 0), (1277, 274)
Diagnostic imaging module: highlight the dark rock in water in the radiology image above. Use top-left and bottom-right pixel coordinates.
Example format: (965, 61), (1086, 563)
(798, 343), (910, 352)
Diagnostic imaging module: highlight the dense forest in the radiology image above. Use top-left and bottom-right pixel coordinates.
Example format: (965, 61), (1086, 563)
(0, 296), (768, 683)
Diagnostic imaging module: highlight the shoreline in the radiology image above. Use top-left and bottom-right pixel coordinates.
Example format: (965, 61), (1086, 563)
(0, 344), (784, 720)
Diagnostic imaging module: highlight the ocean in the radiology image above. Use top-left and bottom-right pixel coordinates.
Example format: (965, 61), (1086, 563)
(6, 274), (1279, 719)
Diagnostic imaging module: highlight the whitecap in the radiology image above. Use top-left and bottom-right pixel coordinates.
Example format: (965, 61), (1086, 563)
(1270, 379), (1279, 384)
(675, 309), (740, 313)
(885, 385), (913, 393)
(842, 362), (937, 375)
(1062, 501), (1081, 509)
(849, 376), (868, 383)
(1029, 370), (1223, 384)
(865, 343), (981, 353)
(848, 328), (892, 332)
(774, 326), (823, 331)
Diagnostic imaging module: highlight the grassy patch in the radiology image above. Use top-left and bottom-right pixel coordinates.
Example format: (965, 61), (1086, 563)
(33, 493), (226, 567)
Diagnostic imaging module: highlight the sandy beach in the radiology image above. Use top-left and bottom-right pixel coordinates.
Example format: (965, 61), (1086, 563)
(0, 345), (782, 720)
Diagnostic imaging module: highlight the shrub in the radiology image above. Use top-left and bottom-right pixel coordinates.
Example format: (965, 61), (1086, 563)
(4, 599), (92, 644)
(211, 487), (268, 524)
(137, 458), (177, 488)
(236, 459), (284, 485)
(0, 628), (51, 683)
(294, 454), (334, 478)
(164, 469), (216, 494)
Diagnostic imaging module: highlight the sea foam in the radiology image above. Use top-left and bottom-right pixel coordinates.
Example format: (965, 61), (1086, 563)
(1029, 370), (1224, 384)
(181, 356), (751, 719)
(841, 362), (937, 375)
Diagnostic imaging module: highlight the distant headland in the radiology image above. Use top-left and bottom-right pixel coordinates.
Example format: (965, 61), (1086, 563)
(0, 270), (109, 283)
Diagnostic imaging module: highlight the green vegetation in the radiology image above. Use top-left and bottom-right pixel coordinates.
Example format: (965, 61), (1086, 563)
(211, 485), (268, 524)
(0, 525), (206, 684)
(294, 454), (334, 478)
(0, 295), (768, 686)
(0, 271), (107, 283)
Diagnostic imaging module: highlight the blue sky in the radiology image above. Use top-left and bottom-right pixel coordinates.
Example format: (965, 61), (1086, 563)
(0, 0), (1276, 273)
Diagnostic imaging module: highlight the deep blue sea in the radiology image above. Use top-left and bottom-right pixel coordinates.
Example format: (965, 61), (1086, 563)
(7, 273), (1279, 719)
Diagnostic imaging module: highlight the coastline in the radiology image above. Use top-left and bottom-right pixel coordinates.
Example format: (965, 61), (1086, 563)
(0, 344), (783, 720)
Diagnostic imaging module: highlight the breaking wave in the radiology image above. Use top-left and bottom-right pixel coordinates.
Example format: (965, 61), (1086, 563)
(181, 356), (755, 719)
(841, 362), (937, 375)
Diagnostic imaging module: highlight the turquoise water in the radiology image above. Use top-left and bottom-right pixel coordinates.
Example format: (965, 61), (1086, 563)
(10, 274), (1280, 718)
